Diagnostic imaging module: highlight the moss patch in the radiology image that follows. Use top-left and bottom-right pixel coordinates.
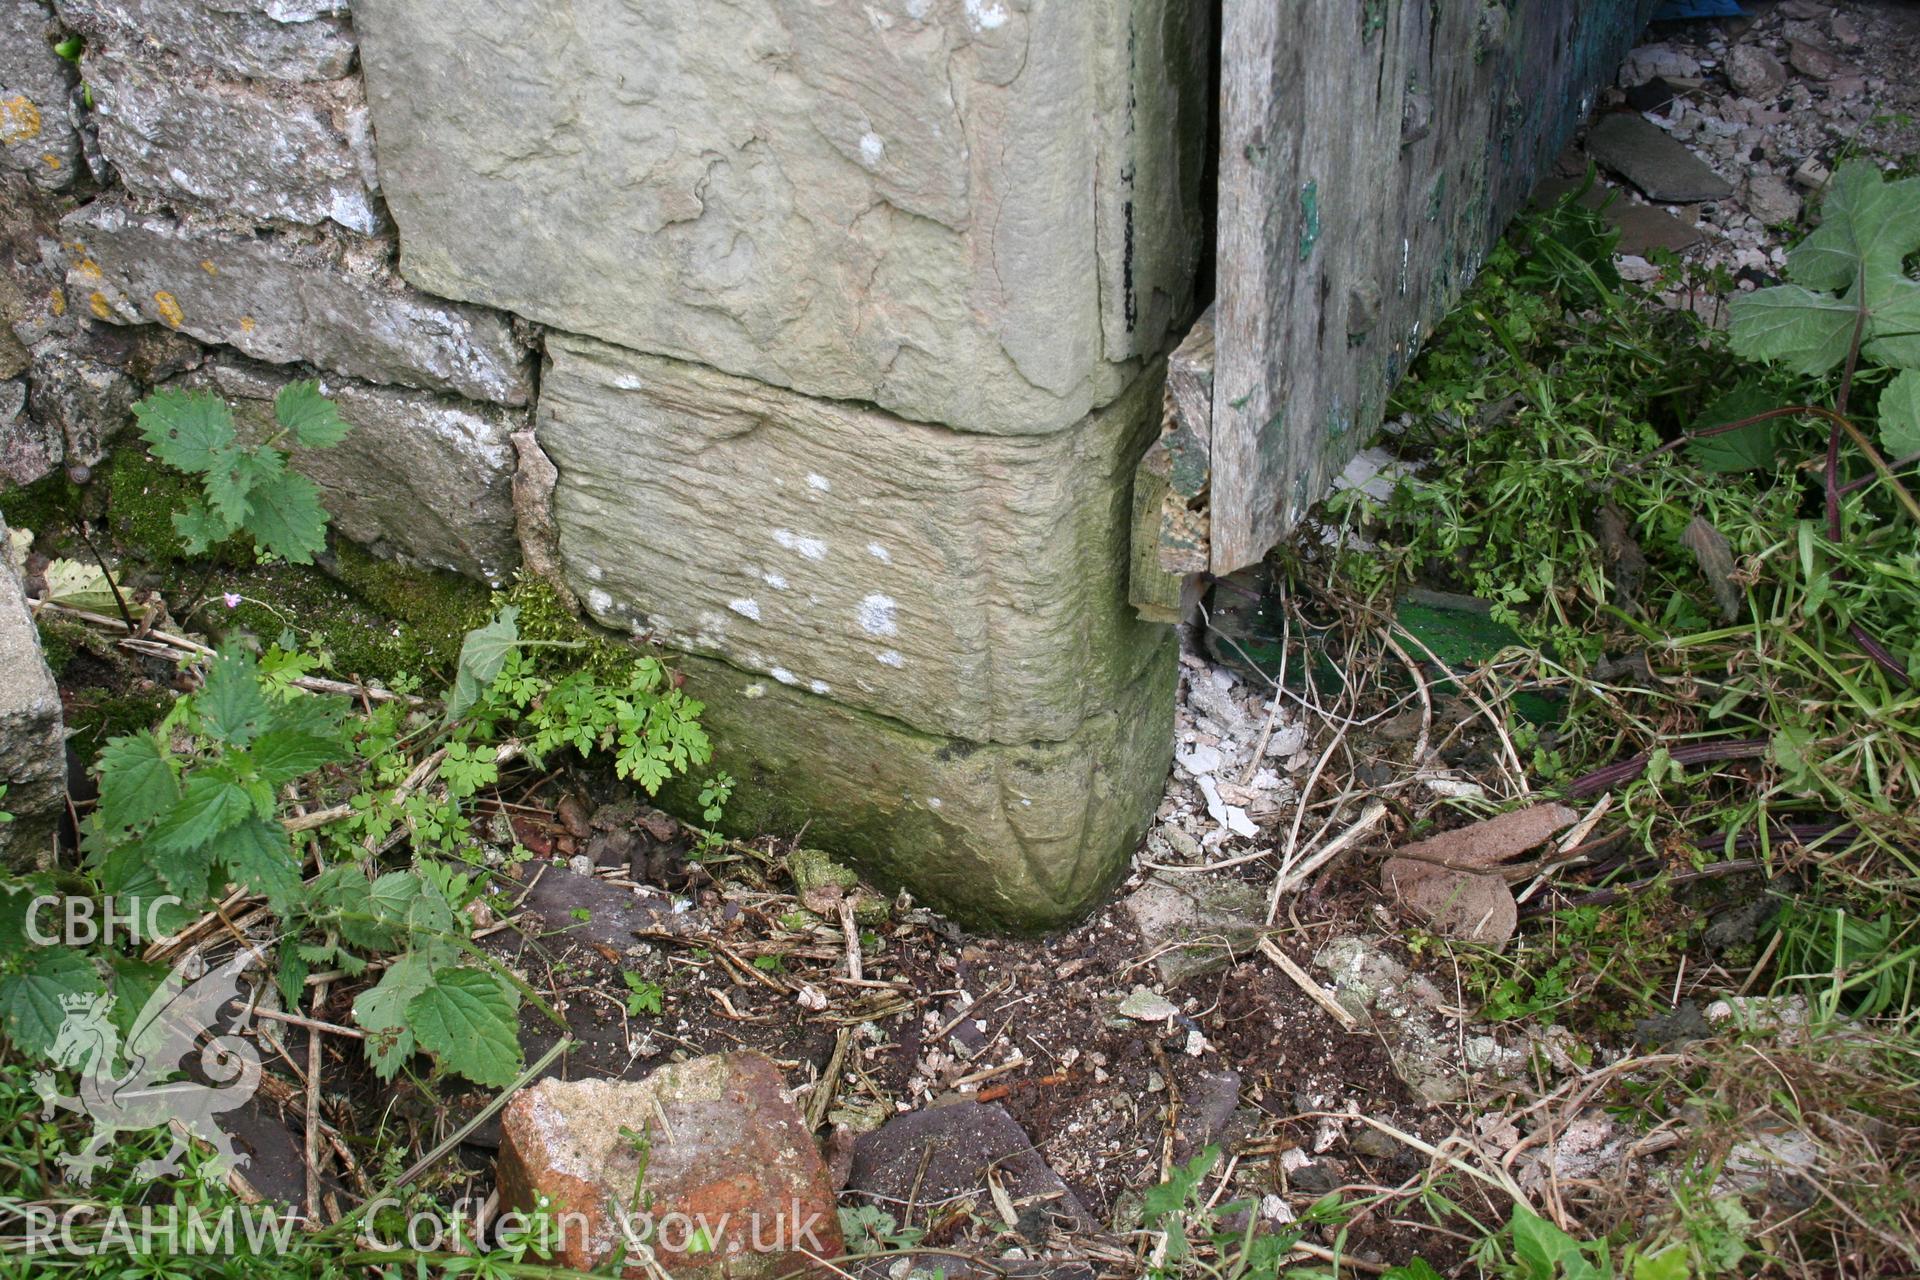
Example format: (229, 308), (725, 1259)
(0, 470), (82, 543)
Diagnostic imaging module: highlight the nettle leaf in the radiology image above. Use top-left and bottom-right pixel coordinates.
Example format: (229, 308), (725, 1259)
(133, 388), (235, 474)
(448, 607), (520, 720)
(210, 816), (299, 911)
(249, 728), (347, 787)
(243, 470), (329, 564)
(106, 954), (169, 1044)
(352, 952), (434, 1081)
(98, 844), (200, 937)
(1879, 370), (1920, 459)
(275, 380), (352, 449)
(1786, 161), (1920, 290)
(1687, 383), (1783, 473)
(94, 731), (180, 833)
(1729, 284), (1860, 374)
(172, 501), (234, 555)
(198, 645), (273, 748)
(407, 966), (522, 1087)
(0, 949), (102, 1058)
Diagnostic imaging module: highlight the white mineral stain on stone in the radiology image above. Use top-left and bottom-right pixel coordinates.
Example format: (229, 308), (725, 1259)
(587, 588), (613, 614)
(763, 571), (788, 589)
(964, 0), (1008, 30)
(770, 667), (798, 685)
(867, 541), (892, 564)
(876, 649), (904, 667)
(858, 133), (884, 168)
(807, 472), (832, 492)
(772, 528), (828, 560)
(810, 680), (830, 694)
(728, 598), (761, 620)
(585, 563), (605, 581)
(927, 797), (943, 809)
(744, 683), (765, 699)
(612, 374), (645, 390)
(858, 593), (898, 636)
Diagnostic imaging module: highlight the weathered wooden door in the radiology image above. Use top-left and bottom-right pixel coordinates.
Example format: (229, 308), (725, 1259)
(1137, 0), (1659, 597)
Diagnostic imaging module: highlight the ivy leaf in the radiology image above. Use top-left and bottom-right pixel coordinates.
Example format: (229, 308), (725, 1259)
(248, 728), (347, 787)
(1686, 383), (1782, 473)
(242, 470), (329, 564)
(448, 607), (519, 720)
(1879, 370), (1920, 459)
(209, 816), (299, 912)
(198, 645), (273, 748)
(407, 966), (522, 1087)
(1729, 284), (1861, 375)
(94, 731), (180, 833)
(275, 380), (352, 449)
(0, 949), (102, 1059)
(352, 952), (433, 1080)
(133, 388), (235, 474)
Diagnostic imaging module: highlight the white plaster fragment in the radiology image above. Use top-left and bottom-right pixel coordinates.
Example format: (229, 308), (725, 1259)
(762, 572), (788, 590)
(858, 133), (884, 168)
(964, 0), (1008, 30)
(773, 528), (828, 560)
(807, 472), (832, 492)
(728, 598), (761, 621)
(867, 541), (892, 564)
(876, 650), (905, 668)
(809, 680), (830, 695)
(770, 667), (798, 685)
(858, 593), (899, 637)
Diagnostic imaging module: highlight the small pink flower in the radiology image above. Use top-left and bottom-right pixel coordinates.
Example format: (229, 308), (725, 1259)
(223, 592), (242, 609)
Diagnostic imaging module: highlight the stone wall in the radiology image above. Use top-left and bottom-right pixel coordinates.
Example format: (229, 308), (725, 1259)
(0, 0), (1212, 929)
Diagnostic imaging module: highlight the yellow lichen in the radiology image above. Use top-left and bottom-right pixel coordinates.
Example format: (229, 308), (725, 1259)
(153, 290), (184, 327)
(199, 259), (218, 276)
(42, 153), (60, 169)
(239, 316), (256, 332)
(49, 287), (65, 317)
(88, 291), (113, 320)
(74, 258), (101, 281)
(0, 96), (41, 144)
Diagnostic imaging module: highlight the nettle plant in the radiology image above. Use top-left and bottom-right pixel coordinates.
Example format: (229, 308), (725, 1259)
(1, 382), (726, 1091)
(134, 381), (350, 564)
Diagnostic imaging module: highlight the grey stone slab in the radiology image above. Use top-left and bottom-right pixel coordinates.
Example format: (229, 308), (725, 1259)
(1, 0), (80, 191)
(54, 0), (355, 82)
(0, 512), (66, 867)
(62, 200), (533, 405)
(537, 332), (1169, 745)
(1585, 112), (1734, 203)
(353, 0), (1210, 435)
(180, 356), (523, 583)
(85, 47), (380, 234)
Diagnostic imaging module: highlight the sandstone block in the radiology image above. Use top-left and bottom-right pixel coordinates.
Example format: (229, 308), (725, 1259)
(85, 47), (380, 234)
(1, 0), (80, 191)
(180, 356), (523, 582)
(657, 639), (1176, 931)
(354, 0), (1210, 434)
(61, 200), (533, 405)
(0, 513), (66, 866)
(54, 0), (355, 82)
(495, 1055), (843, 1280)
(538, 334), (1168, 744)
